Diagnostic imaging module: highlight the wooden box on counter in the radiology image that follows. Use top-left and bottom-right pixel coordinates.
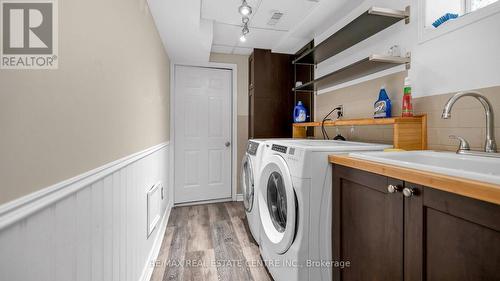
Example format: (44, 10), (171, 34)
(292, 115), (428, 150)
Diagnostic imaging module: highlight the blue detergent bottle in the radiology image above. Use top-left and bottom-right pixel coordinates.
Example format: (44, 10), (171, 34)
(374, 86), (392, 118)
(294, 101), (307, 123)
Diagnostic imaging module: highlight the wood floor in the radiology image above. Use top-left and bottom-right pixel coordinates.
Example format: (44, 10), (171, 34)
(150, 202), (274, 281)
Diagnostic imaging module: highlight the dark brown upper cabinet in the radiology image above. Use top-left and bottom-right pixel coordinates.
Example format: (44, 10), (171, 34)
(248, 49), (293, 139)
(332, 165), (500, 281)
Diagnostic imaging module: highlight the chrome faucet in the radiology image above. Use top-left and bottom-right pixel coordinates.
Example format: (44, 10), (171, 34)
(442, 91), (497, 155)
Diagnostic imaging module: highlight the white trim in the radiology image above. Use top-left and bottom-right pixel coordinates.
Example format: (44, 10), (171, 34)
(174, 197), (234, 207)
(139, 202), (173, 281)
(146, 182), (162, 238)
(0, 142), (169, 231)
(170, 62), (239, 204)
(169, 62), (176, 210)
(236, 194), (244, 202)
(419, 0), (500, 43)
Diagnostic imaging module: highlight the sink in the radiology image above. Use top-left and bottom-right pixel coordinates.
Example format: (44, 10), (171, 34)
(349, 151), (500, 185)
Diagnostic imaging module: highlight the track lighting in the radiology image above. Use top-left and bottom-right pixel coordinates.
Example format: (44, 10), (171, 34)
(240, 17), (250, 43)
(242, 25), (249, 35)
(238, 0), (252, 16)
(238, 2), (251, 42)
(240, 23), (249, 42)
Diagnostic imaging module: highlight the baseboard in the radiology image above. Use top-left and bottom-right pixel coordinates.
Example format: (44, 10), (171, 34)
(139, 202), (173, 281)
(236, 194), (244, 202)
(0, 142), (169, 230)
(175, 197), (234, 207)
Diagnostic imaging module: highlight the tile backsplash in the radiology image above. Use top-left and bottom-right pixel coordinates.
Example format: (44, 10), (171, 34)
(314, 72), (500, 151)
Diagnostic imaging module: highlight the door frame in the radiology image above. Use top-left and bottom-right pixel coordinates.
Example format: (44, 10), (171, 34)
(170, 62), (238, 204)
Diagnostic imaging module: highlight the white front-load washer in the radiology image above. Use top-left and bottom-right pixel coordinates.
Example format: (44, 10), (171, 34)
(257, 140), (391, 281)
(241, 139), (267, 245)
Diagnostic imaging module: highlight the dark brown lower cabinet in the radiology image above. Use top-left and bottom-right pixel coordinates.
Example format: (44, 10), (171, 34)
(332, 165), (500, 281)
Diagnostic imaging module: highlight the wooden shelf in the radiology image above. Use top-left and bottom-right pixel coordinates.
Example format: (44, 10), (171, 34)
(292, 115), (427, 151)
(293, 116), (423, 127)
(293, 6), (410, 65)
(293, 55), (410, 92)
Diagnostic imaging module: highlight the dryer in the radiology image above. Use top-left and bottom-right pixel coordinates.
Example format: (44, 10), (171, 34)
(257, 140), (391, 281)
(241, 139), (267, 244)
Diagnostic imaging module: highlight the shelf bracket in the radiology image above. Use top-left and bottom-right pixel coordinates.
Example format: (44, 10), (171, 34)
(405, 6), (411, 24)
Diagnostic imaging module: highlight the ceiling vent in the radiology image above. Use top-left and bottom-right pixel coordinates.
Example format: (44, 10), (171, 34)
(267, 12), (283, 26)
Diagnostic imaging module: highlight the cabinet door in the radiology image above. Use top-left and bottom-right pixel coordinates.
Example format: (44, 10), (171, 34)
(332, 165), (404, 281)
(405, 185), (500, 281)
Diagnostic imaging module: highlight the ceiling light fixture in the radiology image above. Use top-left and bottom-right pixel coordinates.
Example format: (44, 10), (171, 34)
(238, 0), (252, 16)
(240, 22), (249, 42)
(240, 17), (250, 43)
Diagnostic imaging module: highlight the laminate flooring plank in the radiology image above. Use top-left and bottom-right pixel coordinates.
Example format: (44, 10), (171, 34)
(241, 217), (258, 246)
(168, 206), (190, 227)
(242, 246), (273, 281)
(211, 220), (254, 281)
(224, 201), (246, 219)
(231, 216), (257, 248)
(188, 205), (210, 226)
(150, 227), (175, 281)
(183, 250), (218, 281)
(187, 204), (213, 252)
(162, 226), (188, 281)
(208, 203), (231, 223)
(187, 221), (213, 252)
(150, 203), (273, 281)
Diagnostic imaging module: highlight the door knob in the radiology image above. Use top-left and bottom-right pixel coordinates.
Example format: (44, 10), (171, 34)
(387, 184), (401, 193)
(403, 187), (415, 198)
(225, 141), (231, 147)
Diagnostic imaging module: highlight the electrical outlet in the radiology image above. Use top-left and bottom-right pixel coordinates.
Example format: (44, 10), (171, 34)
(337, 105), (344, 119)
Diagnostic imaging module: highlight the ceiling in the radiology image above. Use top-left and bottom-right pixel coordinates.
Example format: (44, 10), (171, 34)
(147, 0), (360, 62)
(203, 0), (319, 55)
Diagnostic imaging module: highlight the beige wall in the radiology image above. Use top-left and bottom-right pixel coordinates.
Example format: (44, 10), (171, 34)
(209, 52), (249, 194)
(0, 0), (170, 204)
(315, 72), (500, 151)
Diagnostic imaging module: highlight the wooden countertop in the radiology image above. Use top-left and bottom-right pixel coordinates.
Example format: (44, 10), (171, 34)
(329, 155), (500, 205)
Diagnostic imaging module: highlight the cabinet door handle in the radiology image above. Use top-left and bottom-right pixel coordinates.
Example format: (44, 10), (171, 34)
(387, 184), (402, 193)
(403, 187), (415, 198)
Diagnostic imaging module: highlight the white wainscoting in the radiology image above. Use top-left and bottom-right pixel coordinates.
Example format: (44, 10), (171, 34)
(0, 142), (172, 281)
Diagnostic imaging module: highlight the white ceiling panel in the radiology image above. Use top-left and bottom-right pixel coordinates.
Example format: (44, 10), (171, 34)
(238, 28), (288, 49)
(202, 0), (262, 26)
(211, 45), (235, 54)
(148, 0), (213, 62)
(249, 0), (318, 30)
(203, 0), (320, 55)
(151, 0), (362, 60)
(232, 46), (253, 55)
(212, 22), (287, 50)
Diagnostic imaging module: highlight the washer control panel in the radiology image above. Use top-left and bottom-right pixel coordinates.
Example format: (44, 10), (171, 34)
(247, 141), (260, 156)
(271, 144), (288, 154)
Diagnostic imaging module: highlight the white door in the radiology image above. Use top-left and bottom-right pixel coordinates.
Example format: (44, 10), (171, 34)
(174, 65), (232, 203)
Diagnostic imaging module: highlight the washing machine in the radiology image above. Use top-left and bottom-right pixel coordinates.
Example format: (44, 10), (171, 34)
(240, 139), (268, 244)
(257, 140), (391, 281)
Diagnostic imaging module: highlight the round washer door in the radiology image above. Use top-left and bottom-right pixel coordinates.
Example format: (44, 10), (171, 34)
(241, 154), (255, 212)
(259, 154), (296, 254)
